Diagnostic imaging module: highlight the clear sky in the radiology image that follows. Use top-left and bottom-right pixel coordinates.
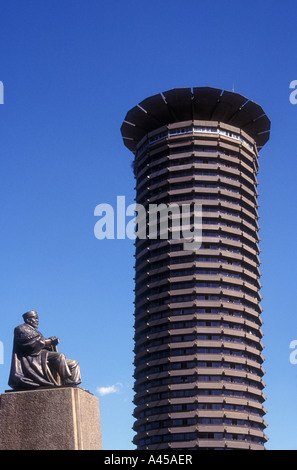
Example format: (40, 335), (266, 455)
(0, 0), (296, 450)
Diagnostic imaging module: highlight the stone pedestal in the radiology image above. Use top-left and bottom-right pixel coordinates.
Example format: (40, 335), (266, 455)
(0, 387), (102, 450)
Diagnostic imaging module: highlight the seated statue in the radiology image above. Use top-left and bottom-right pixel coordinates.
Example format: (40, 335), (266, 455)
(8, 310), (82, 390)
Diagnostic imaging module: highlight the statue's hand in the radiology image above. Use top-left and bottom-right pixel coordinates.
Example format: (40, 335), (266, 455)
(50, 336), (60, 346)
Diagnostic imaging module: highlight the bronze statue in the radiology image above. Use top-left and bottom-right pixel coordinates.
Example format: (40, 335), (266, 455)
(8, 310), (81, 390)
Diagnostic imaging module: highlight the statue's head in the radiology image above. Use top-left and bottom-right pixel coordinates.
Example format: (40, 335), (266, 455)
(23, 310), (39, 328)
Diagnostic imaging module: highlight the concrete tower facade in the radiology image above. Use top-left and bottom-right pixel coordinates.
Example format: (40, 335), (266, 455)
(121, 87), (270, 450)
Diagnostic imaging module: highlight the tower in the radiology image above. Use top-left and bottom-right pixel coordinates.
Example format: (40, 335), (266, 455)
(121, 87), (270, 450)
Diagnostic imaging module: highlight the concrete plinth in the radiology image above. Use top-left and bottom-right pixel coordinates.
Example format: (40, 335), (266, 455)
(0, 387), (102, 450)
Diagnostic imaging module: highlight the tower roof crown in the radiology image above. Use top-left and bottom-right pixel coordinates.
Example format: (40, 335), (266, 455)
(121, 87), (270, 153)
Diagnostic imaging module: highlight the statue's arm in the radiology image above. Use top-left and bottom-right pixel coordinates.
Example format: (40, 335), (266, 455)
(44, 336), (60, 350)
(14, 326), (52, 354)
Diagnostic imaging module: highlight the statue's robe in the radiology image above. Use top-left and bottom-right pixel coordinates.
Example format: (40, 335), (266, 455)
(8, 323), (80, 390)
(8, 323), (59, 389)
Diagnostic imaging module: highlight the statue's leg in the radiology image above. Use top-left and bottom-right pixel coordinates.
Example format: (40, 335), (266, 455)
(47, 352), (81, 386)
(65, 359), (82, 385)
(47, 352), (71, 382)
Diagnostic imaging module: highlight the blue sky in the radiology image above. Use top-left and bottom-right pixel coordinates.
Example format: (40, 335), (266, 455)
(0, 0), (296, 450)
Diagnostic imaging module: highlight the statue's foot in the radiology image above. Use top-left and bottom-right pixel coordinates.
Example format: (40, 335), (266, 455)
(63, 378), (81, 387)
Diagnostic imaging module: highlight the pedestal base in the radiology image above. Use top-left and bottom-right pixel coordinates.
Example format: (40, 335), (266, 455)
(0, 387), (102, 450)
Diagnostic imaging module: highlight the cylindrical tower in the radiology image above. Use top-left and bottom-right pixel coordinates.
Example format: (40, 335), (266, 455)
(121, 87), (270, 450)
